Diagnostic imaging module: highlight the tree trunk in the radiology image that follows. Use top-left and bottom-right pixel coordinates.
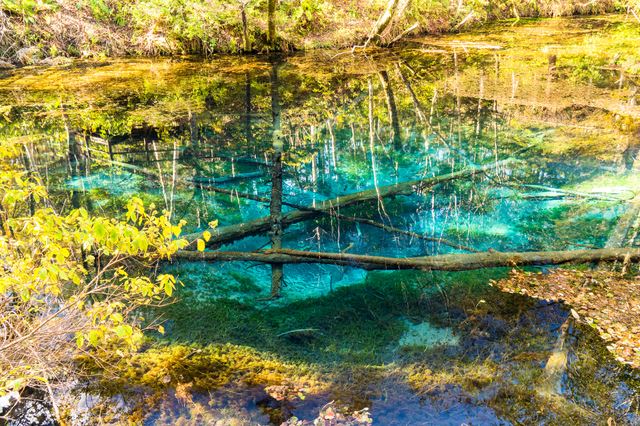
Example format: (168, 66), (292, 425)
(241, 2), (251, 52)
(270, 61), (284, 297)
(366, 0), (400, 46)
(173, 247), (640, 272)
(245, 71), (252, 145)
(395, 62), (426, 122)
(193, 183), (479, 252)
(267, 0), (277, 49)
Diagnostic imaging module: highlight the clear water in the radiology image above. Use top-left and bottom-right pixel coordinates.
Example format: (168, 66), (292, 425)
(1, 15), (640, 425)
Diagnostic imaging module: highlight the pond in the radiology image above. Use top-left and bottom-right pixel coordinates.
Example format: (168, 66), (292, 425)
(1, 14), (640, 425)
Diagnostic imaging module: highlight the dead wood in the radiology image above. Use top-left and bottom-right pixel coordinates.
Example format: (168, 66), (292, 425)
(173, 247), (640, 272)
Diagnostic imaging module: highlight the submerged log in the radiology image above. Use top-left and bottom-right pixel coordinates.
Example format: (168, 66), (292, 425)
(173, 247), (640, 272)
(518, 184), (627, 202)
(195, 184), (479, 252)
(182, 158), (518, 249)
(606, 191), (640, 248)
(191, 171), (264, 184)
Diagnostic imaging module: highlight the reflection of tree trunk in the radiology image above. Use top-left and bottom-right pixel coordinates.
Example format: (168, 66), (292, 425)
(107, 139), (114, 161)
(475, 72), (484, 137)
(245, 71), (253, 151)
(623, 139), (640, 172)
(369, 77), (389, 221)
(188, 109), (204, 196)
(327, 119), (337, 169)
(378, 70), (402, 150)
(64, 119), (83, 211)
(270, 60), (284, 297)
(605, 191), (640, 249)
(311, 153), (317, 194)
(396, 62), (451, 157)
(169, 139), (178, 220)
(189, 110), (199, 146)
(67, 138), (81, 210)
(395, 62), (425, 122)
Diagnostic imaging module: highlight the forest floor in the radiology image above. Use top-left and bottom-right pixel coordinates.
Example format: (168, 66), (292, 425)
(0, 0), (624, 66)
(494, 269), (640, 368)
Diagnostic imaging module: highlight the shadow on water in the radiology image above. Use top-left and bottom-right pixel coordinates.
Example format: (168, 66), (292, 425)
(1, 14), (640, 425)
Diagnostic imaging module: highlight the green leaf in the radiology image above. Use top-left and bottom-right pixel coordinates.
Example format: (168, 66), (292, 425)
(93, 221), (106, 239)
(115, 324), (133, 339)
(110, 313), (124, 324)
(133, 234), (149, 252)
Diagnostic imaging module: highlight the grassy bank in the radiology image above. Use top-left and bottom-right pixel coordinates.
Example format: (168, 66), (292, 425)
(0, 0), (627, 66)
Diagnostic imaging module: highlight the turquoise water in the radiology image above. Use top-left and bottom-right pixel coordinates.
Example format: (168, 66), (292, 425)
(1, 16), (640, 424)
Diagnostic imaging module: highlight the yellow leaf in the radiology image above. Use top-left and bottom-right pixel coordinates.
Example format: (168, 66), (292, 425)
(158, 325), (165, 335)
(164, 280), (174, 296)
(203, 231), (211, 242)
(197, 239), (205, 252)
(208, 220), (219, 229)
(75, 333), (85, 348)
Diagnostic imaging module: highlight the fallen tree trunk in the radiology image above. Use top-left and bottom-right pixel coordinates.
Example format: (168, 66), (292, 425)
(182, 158), (517, 248)
(173, 247), (640, 272)
(364, 0), (400, 47)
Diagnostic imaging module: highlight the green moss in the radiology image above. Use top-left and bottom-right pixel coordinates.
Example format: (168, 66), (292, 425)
(157, 273), (419, 365)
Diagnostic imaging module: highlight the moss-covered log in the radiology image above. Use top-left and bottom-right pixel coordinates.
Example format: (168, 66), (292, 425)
(173, 247), (640, 272)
